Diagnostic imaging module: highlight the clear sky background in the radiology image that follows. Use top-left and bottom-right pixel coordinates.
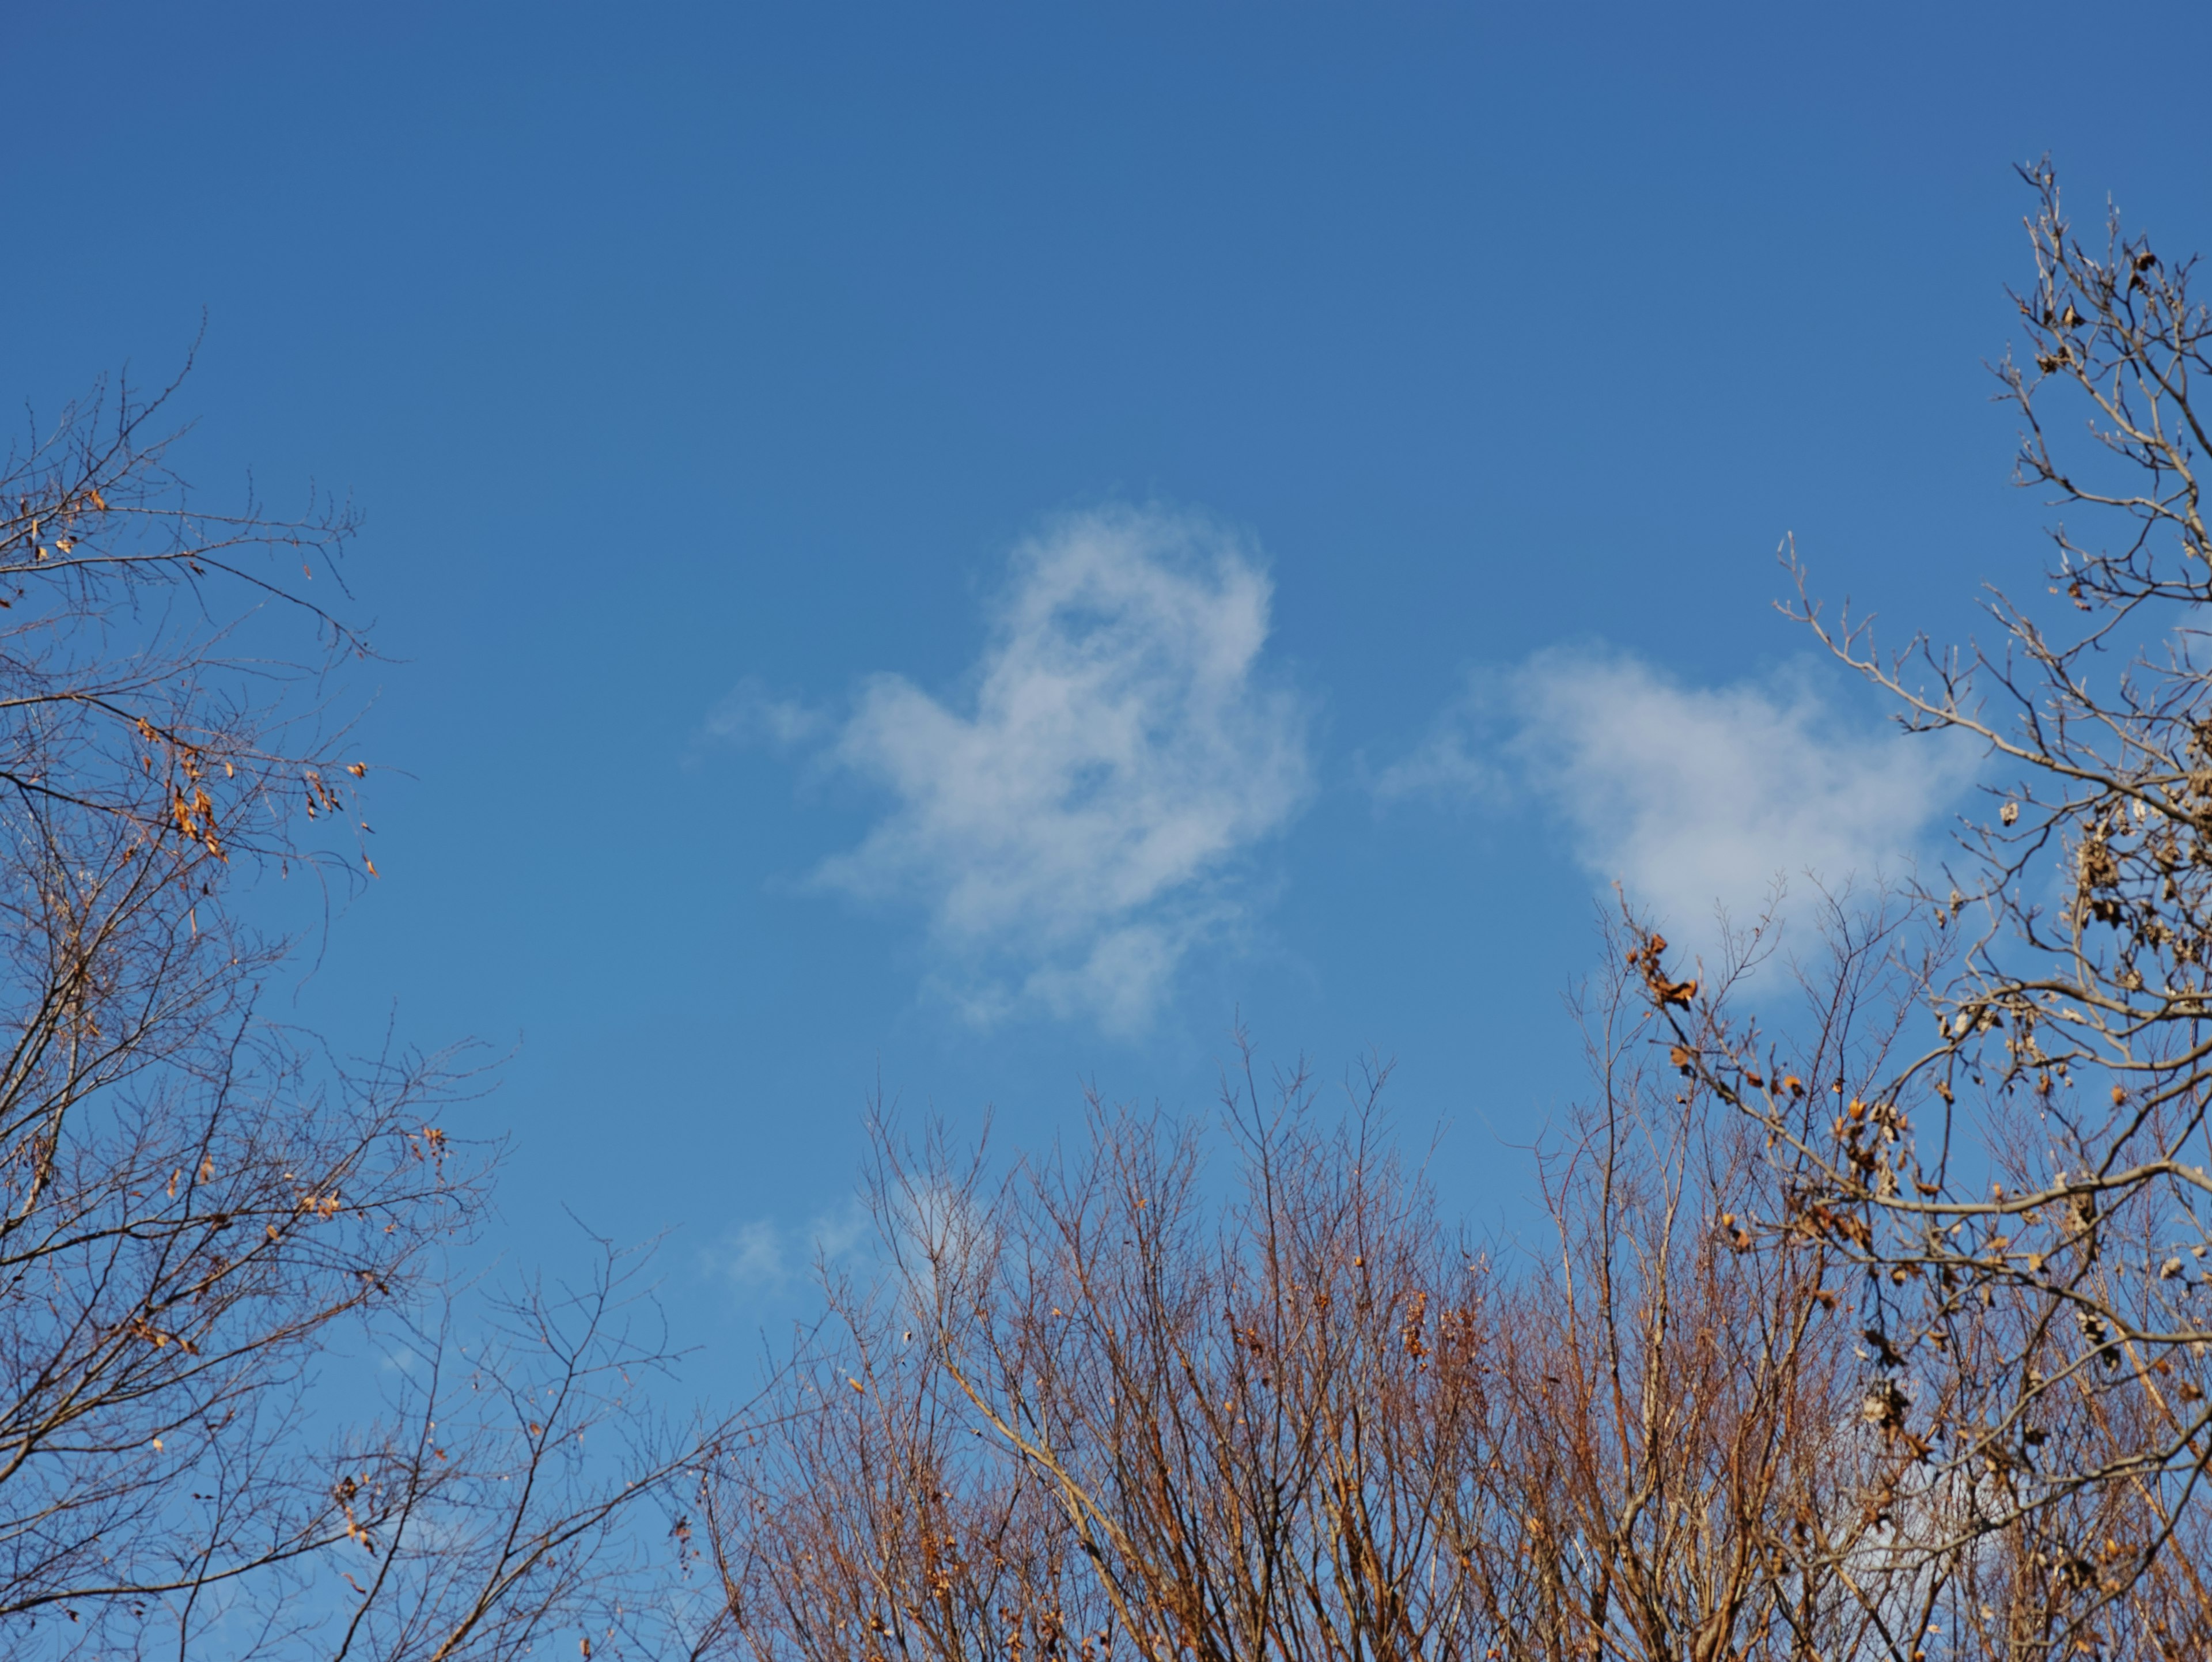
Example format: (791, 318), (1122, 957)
(10, 1), (2211, 1379)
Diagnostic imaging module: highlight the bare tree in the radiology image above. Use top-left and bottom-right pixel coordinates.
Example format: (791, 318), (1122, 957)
(1474, 914), (1926, 1662)
(0, 368), (704, 1657)
(709, 1056), (1510, 1662)
(709, 995), (2029, 1662)
(317, 1239), (718, 1662)
(1637, 160), (2212, 1649)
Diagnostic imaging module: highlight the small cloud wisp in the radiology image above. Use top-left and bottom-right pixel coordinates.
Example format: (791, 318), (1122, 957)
(707, 1200), (869, 1294)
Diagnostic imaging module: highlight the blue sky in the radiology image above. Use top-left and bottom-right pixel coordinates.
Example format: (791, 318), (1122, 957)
(10, 1), (2210, 1364)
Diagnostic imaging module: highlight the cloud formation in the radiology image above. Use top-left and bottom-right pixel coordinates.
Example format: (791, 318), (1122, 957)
(1380, 647), (1971, 930)
(706, 1200), (869, 1294)
(804, 507), (1310, 1030)
(704, 677), (831, 751)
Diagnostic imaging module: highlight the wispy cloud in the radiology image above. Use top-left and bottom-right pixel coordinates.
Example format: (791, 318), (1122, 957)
(703, 677), (831, 751)
(1378, 646), (1972, 930)
(727, 506), (1310, 1031)
(705, 1199), (869, 1294)
(707, 1182), (988, 1309)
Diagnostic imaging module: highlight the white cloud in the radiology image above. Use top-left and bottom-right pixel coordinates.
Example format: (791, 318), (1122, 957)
(707, 1199), (869, 1293)
(809, 506), (1310, 1031)
(1379, 646), (1972, 930)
